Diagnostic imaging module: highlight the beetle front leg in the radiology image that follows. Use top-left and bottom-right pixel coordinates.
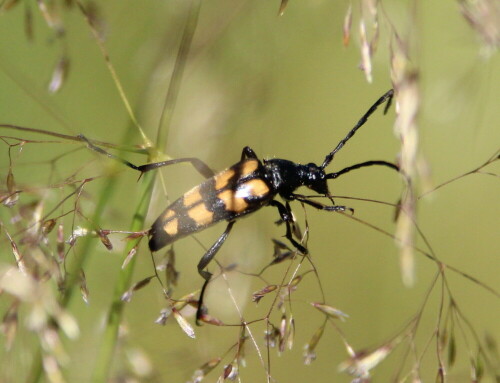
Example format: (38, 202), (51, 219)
(291, 194), (354, 214)
(196, 221), (235, 324)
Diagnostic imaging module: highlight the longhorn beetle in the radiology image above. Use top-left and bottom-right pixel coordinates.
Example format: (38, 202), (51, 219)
(81, 89), (400, 322)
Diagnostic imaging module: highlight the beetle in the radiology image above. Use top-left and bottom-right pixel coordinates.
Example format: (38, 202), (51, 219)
(81, 89), (399, 322)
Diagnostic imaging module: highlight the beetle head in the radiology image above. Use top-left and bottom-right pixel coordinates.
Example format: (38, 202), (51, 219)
(303, 162), (330, 195)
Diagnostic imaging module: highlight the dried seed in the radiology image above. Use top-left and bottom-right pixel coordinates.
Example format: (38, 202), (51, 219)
(97, 229), (113, 250)
(198, 313), (224, 326)
(278, 0), (289, 16)
(311, 302), (349, 321)
(154, 308), (172, 325)
(41, 219), (57, 235)
(359, 20), (373, 83)
(173, 308), (195, 339)
(343, 3), (353, 47)
(48, 56), (70, 93)
(122, 245), (138, 269)
(121, 276), (154, 302)
(252, 284), (277, 303)
(189, 358), (221, 383)
(79, 269), (89, 304)
(303, 324), (325, 365)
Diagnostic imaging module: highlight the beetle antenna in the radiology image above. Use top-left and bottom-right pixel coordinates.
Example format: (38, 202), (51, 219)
(325, 160), (399, 179)
(320, 89), (394, 170)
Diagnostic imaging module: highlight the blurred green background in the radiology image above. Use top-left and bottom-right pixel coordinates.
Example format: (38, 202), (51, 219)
(0, 1), (499, 382)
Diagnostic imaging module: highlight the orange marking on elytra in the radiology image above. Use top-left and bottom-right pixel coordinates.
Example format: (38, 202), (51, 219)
(162, 210), (175, 220)
(163, 218), (179, 236)
(239, 159), (259, 177)
(241, 179), (270, 196)
(218, 189), (249, 213)
(187, 203), (214, 226)
(215, 169), (235, 190)
(184, 187), (202, 207)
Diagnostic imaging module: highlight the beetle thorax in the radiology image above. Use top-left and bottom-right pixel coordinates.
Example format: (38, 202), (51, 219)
(263, 159), (329, 199)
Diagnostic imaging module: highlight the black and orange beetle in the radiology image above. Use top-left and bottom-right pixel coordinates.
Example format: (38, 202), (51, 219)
(82, 89), (399, 321)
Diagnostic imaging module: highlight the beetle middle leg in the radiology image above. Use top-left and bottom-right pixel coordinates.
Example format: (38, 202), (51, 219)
(269, 200), (308, 254)
(196, 221), (235, 323)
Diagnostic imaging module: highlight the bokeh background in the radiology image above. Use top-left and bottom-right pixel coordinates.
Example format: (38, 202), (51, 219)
(0, 1), (499, 382)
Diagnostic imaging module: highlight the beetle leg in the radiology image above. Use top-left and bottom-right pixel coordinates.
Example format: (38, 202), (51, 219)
(137, 157), (214, 178)
(196, 221), (235, 324)
(78, 134), (141, 171)
(291, 194), (354, 214)
(286, 201), (304, 240)
(269, 199), (292, 222)
(78, 134), (215, 178)
(241, 146), (258, 160)
(283, 219), (308, 254)
(269, 200), (308, 254)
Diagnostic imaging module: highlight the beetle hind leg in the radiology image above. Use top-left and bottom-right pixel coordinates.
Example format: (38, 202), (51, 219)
(195, 221), (235, 324)
(78, 134), (215, 178)
(241, 146), (258, 160)
(138, 157), (215, 179)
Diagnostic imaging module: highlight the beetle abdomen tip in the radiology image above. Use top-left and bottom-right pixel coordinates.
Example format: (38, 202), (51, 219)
(148, 228), (172, 252)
